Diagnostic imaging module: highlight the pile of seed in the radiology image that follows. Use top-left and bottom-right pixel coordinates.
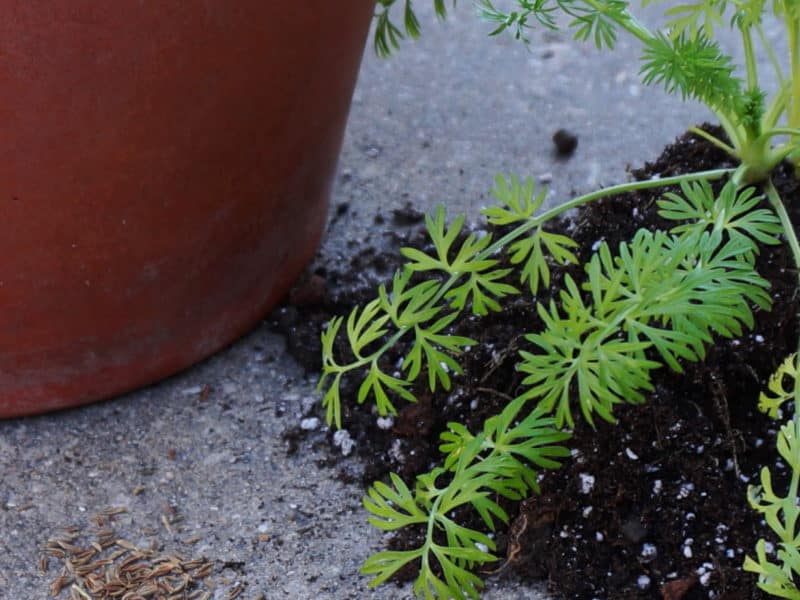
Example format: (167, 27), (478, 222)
(40, 507), (241, 600)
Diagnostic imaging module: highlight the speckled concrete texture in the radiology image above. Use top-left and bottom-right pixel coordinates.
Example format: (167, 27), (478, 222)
(1, 4), (748, 599)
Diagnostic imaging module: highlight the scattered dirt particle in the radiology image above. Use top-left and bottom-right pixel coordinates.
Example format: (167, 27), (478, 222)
(661, 575), (698, 599)
(392, 203), (425, 226)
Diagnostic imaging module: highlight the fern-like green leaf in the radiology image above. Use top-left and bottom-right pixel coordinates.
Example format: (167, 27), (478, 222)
(640, 31), (742, 112)
(568, 0), (629, 48)
(663, 0), (729, 40)
(445, 269), (519, 315)
(358, 361), (417, 416)
(413, 545), (490, 600)
(362, 392), (569, 599)
(510, 227), (579, 295)
(365, 472), (430, 530)
(745, 416), (800, 598)
(658, 180), (781, 256)
(379, 269), (444, 327)
(346, 298), (390, 358)
(402, 206), (497, 275)
(483, 173), (578, 295)
(373, 0), (455, 57)
(401, 312), (475, 390)
(362, 548), (425, 588)
(482, 173), (547, 226)
(758, 353), (799, 419)
(589, 229), (769, 363)
(319, 317), (346, 427)
(519, 226), (769, 429)
(476, 0), (542, 42)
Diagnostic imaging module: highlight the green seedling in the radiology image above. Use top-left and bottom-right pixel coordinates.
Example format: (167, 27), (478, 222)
(319, 1), (800, 597)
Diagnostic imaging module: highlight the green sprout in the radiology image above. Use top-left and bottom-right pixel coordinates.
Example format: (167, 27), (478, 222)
(319, 0), (800, 597)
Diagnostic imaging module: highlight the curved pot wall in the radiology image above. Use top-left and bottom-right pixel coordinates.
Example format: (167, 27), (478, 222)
(0, 1), (374, 417)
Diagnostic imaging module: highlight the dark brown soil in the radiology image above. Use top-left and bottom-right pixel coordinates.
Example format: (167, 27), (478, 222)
(271, 126), (800, 599)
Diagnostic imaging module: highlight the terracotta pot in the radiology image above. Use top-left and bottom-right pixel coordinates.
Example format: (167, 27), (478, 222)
(0, 1), (374, 417)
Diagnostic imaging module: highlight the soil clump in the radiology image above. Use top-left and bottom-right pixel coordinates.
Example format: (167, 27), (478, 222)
(272, 126), (800, 599)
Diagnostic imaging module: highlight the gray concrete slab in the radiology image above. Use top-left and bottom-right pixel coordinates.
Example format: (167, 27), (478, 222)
(0, 4), (762, 599)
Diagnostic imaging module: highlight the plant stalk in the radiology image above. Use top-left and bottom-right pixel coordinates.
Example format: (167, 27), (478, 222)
(765, 179), (800, 412)
(742, 25), (759, 94)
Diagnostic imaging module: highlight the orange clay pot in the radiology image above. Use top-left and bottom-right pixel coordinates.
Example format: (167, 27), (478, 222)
(0, 1), (374, 417)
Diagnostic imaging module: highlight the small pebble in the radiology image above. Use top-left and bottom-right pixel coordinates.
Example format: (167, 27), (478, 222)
(300, 417), (320, 431)
(579, 473), (595, 494)
(641, 543), (657, 560)
(180, 385), (204, 396)
(376, 417), (394, 430)
(333, 429), (355, 456)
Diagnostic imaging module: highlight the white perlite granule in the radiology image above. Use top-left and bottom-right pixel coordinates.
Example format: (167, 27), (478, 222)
(300, 417), (320, 431)
(641, 543), (657, 560)
(333, 429), (355, 456)
(579, 473), (596, 494)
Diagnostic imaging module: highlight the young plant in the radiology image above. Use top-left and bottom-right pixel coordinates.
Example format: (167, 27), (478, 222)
(746, 354), (800, 599)
(317, 0), (800, 597)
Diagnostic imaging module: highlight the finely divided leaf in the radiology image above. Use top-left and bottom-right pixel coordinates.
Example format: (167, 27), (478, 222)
(568, 0), (629, 48)
(483, 174), (546, 225)
(402, 312), (475, 390)
(640, 31), (742, 112)
(746, 418), (800, 598)
(358, 361), (417, 416)
(663, 0), (728, 40)
(510, 227), (579, 295)
(758, 353), (799, 419)
(445, 269), (519, 315)
(658, 180), (781, 255)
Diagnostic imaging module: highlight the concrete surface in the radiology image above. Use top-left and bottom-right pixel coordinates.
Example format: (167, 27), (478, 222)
(0, 3), (759, 599)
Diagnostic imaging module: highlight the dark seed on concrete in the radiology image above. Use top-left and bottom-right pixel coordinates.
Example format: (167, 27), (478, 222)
(553, 129), (578, 156)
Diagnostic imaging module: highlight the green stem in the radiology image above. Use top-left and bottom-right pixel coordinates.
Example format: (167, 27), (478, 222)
(718, 111), (748, 154)
(765, 179), (800, 285)
(499, 168), (734, 244)
(756, 23), (785, 85)
(787, 463), (800, 542)
(742, 25), (759, 94)
(689, 126), (738, 157)
(764, 179), (800, 409)
(759, 127), (800, 139)
(786, 13), (800, 130)
(761, 82), (791, 132)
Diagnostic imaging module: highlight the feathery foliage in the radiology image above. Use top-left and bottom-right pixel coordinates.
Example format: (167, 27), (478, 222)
(362, 399), (570, 599)
(374, 0), (454, 57)
(320, 170), (782, 597)
(316, 0), (800, 597)
(519, 223), (771, 428)
(745, 354), (800, 598)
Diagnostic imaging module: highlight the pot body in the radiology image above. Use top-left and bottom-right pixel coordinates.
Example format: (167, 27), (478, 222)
(0, 1), (374, 417)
